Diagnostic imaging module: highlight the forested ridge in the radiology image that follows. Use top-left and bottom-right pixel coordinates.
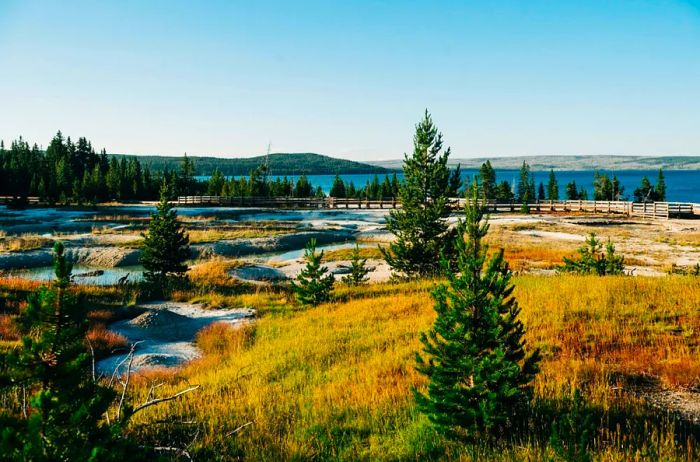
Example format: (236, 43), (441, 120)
(115, 152), (389, 175)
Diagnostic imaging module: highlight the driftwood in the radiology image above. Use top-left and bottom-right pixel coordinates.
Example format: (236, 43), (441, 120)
(105, 341), (201, 457)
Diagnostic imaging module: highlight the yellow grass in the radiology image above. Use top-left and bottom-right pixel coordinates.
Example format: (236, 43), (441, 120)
(186, 227), (291, 244)
(125, 275), (700, 460)
(0, 233), (51, 252)
(322, 246), (385, 262)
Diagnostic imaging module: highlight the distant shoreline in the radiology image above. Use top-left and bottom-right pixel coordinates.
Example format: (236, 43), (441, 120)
(368, 155), (700, 171)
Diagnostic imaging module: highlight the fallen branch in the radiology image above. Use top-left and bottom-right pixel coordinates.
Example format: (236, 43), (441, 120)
(115, 343), (138, 421)
(225, 421), (254, 437)
(132, 385), (201, 415)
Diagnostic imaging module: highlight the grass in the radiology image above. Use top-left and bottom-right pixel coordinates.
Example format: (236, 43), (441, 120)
(86, 324), (128, 358)
(122, 275), (700, 460)
(322, 246), (385, 262)
(0, 233), (52, 252)
(186, 227), (291, 244)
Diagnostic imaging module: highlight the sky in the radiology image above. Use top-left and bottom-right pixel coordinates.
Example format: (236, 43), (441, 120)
(1, 1), (699, 161)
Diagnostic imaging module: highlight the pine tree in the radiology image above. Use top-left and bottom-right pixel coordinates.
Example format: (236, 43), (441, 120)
(293, 175), (312, 197)
(178, 153), (195, 196)
(207, 168), (226, 196)
(561, 233), (624, 276)
(140, 182), (190, 292)
(537, 182), (546, 201)
(342, 244), (371, 286)
(478, 160), (497, 199)
(495, 180), (514, 202)
(382, 111), (458, 277)
(517, 161), (534, 213)
(0, 243), (143, 460)
(415, 189), (540, 440)
(547, 169), (559, 201)
(633, 176), (654, 202)
(565, 181), (579, 200)
(656, 169), (666, 201)
(330, 174), (346, 198)
(291, 239), (335, 306)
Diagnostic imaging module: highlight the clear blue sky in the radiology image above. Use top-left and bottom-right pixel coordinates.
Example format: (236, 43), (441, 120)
(1, 1), (699, 161)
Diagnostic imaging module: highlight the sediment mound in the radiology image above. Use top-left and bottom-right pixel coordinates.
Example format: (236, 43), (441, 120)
(128, 309), (190, 328)
(231, 264), (287, 282)
(195, 230), (355, 259)
(67, 246), (141, 267)
(124, 309), (197, 340)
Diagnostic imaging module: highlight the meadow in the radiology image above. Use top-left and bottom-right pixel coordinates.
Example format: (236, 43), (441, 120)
(2, 208), (700, 460)
(113, 273), (700, 461)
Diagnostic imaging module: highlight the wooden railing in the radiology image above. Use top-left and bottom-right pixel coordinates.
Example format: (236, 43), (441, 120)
(174, 195), (400, 209)
(174, 196), (698, 219)
(0, 194), (694, 220)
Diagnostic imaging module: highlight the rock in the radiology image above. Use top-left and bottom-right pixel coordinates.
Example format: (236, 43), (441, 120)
(331, 265), (352, 275)
(73, 269), (105, 278)
(231, 265), (287, 282)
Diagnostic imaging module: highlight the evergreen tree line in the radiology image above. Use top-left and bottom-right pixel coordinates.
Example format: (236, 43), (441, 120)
(204, 167), (326, 198)
(328, 173), (401, 199)
(0, 133), (330, 204)
(0, 132), (180, 204)
(475, 160), (667, 203)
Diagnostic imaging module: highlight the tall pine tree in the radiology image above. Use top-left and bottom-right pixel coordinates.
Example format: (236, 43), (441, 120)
(547, 169), (559, 201)
(415, 188), (540, 440)
(382, 111), (459, 277)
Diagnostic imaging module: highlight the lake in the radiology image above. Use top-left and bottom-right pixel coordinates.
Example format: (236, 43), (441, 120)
(198, 169), (700, 202)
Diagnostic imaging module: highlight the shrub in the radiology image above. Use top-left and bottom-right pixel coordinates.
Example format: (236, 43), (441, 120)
(291, 239), (334, 306)
(560, 233), (624, 276)
(342, 244), (371, 286)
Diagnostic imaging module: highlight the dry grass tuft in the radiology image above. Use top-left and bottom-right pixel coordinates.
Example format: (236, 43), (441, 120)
(0, 234), (52, 252)
(0, 314), (20, 341)
(322, 246), (385, 262)
(196, 322), (256, 357)
(86, 324), (128, 357)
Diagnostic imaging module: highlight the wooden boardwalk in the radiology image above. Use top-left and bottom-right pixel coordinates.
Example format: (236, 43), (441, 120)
(0, 195), (696, 220)
(174, 196), (700, 219)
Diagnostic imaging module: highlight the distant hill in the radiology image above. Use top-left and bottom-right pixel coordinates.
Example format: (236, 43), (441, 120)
(369, 155), (700, 171)
(113, 152), (388, 176)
